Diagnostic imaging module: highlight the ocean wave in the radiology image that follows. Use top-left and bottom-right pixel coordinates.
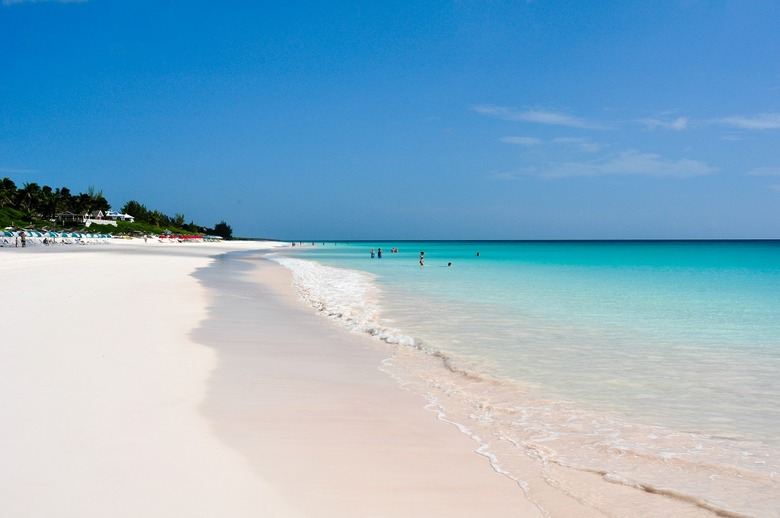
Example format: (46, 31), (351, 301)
(269, 256), (502, 383)
(268, 256), (421, 347)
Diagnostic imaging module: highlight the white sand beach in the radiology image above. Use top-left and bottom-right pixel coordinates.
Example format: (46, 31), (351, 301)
(0, 240), (539, 517)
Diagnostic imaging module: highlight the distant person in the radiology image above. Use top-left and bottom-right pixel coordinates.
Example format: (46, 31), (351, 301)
(419, 251), (424, 266)
(476, 252), (480, 257)
(448, 262), (452, 267)
(377, 248), (382, 258)
(370, 248), (375, 258)
(20, 231), (26, 248)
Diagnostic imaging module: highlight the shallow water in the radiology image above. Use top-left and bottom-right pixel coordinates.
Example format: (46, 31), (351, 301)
(269, 241), (780, 517)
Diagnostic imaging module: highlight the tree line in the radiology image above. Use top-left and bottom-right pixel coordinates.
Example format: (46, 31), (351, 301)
(1, 177), (109, 219)
(0, 177), (233, 239)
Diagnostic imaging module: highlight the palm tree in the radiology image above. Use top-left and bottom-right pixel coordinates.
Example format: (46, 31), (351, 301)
(86, 185), (110, 212)
(54, 187), (73, 214)
(40, 185), (57, 218)
(17, 182), (43, 217)
(148, 210), (165, 227)
(173, 212), (186, 227)
(0, 177), (17, 207)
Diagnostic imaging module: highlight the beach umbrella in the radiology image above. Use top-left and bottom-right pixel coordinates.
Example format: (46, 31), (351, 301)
(2, 230), (13, 237)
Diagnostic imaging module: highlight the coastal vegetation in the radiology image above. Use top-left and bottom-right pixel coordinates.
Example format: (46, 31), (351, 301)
(0, 177), (232, 239)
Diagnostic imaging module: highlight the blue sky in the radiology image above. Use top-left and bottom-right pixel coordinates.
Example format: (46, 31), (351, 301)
(2, 0), (779, 239)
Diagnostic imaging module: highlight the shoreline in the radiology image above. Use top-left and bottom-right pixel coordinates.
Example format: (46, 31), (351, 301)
(267, 242), (778, 518)
(193, 249), (540, 516)
(0, 239), (540, 516)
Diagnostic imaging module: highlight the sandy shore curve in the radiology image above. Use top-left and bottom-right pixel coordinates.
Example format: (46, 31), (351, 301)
(0, 240), (539, 517)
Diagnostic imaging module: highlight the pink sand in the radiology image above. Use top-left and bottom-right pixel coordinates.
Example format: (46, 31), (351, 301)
(0, 240), (540, 516)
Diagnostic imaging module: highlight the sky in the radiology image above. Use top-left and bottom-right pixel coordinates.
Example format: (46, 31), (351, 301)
(2, 0), (779, 240)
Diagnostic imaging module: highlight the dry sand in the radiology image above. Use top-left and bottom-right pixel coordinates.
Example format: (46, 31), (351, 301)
(0, 240), (540, 517)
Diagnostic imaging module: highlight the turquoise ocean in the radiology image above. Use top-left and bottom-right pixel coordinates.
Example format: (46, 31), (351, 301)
(267, 241), (780, 516)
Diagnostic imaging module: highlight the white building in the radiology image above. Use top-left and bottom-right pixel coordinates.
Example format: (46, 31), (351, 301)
(105, 210), (136, 222)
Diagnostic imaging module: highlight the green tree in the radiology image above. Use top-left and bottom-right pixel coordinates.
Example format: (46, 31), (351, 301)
(54, 187), (73, 214)
(17, 182), (43, 217)
(148, 210), (165, 227)
(0, 175), (218, 234)
(40, 185), (56, 218)
(0, 177), (17, 207)
(72, 193), (92, 215)
(121, 200), (149, 222)
(184, 220), (199, 232)
(86, 185), (110, 213)
(212, 221), (233, 240)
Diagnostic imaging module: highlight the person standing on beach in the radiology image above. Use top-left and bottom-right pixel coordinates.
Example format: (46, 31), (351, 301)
(20, 231), (26, 248)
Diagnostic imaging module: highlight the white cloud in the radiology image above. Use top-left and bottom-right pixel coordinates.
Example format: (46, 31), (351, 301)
(489, 166), (541, 180)
(551, 137), (604, 153)
(501, 136), (542, 146)
(639, 117), (689, 131)
(715, 113), (780, 130)
(501, 136), (604, 152)
(747, 166), (780, 176)
(539, 150), (717, 179)
(490, 171), (525, 181)
(474, 105), (607, 130)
